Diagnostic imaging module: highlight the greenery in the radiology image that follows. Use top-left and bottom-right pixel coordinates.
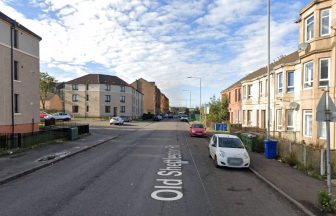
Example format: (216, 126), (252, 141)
(318, 190), (336, 213)
(40, 72), (57, 110)
(283, 152), (298, 167)
(207, 95), (229, 122)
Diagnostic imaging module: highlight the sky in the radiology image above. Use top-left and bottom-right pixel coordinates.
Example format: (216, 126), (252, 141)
(1, 0), (312, 107)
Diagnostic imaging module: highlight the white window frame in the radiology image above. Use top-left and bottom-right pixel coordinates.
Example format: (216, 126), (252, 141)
(72, 84), (78, 90)
(72, 94), (78, 102)
(277, 72), (283, 93)
(303, 61), (313, 89)
(303, 110), (312, 137)
(105, 95), (111, 102)
(320, 8), (331, 36)
(318, 121), (326, 139)
(287, 71), (294, 93)
(305, 14), (314, 42)
(319, 58), (330, 87)
(286, 110), (294, 131)
(276, 109), (282, 130)
(248, 85), (252, 98)
(105, 84), (111, 91)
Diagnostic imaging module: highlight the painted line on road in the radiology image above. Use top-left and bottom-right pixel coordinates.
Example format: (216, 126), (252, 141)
(249, 167), (316, 216)
(0, 136), (118, 186)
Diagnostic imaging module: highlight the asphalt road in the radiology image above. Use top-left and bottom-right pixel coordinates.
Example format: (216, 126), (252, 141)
(0, 120), (304, 216)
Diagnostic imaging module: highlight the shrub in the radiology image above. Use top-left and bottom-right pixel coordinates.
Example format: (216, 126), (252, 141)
(318, 190), (336, 213)
(284, 152), (297, 167)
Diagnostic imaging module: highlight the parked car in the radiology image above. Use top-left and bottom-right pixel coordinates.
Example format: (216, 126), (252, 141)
(120, 116), (132, 122)
(48, 112), (72, 121)
(110, 116), (124, 125)
(209, 134), (250, 168)
(39, 111), (49, 119)
(153, 115), (162, 121)
(189, 124), (207, 137)
(180, 116), (188, 122)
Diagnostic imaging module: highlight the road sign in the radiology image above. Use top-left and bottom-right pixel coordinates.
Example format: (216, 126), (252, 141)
(316, 92), (336, 122)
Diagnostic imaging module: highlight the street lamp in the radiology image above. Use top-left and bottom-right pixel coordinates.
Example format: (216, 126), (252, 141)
(183, 90), (191, 119)
(187, 76), (201, 120)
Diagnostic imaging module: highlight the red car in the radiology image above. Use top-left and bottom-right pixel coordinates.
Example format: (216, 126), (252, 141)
(39, 111), (49, 119)
(189, 123), (207, 137)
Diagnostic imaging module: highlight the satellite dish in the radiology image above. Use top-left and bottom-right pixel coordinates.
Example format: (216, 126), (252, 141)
(298, 43), (308, 51)
(289, 102), (300, 110)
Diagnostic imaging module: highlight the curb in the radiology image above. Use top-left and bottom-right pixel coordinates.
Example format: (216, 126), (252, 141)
(249, 167), (316, 216)
(0, 136), (118, 186)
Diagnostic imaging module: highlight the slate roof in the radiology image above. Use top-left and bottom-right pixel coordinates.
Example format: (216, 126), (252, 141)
(221, 51), (299, 93)
(66, 74), (130, 86)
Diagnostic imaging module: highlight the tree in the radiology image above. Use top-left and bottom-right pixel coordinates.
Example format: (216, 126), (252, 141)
(207, 95), (229, 122)
(40, 72), (57, 110)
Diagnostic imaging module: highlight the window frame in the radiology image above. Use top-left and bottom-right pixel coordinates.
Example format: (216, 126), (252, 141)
(320, 8), (331, 36)
(120, 85), (125, 92)
(72, 84), (78, 90)
(72, 105), (79, 113)
(105, 95), (111, 102)
(120, 96), (125, 103)
(14, 61), (19, 80)
(14, 94), (19, 113)
(303, 61), (313, 89)
(318, 121), (326, 139)
(277, 72), (283, 94)
(286, 110), (294, 131)
(105, 84), (111, 91)
(276, 109), (282, 130)
(303, 110), (312, 137)
(72, 94), (78, 102)
(319, 58), (330, 87)
(105, 106), (111, 113)
(247, 85), (252, 99)
(121, 106), (126, 113)
(305, 14), (314, 42)
(287, 71), (294, 93)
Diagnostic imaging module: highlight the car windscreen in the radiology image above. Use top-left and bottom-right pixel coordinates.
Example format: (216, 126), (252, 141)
(218, 137), (244, 148)
(192, 124), (204, 128)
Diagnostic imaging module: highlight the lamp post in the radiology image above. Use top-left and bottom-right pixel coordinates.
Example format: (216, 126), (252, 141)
(183, 90), (191, 120)
(267, 0), (271, 139)
(187, 76), (201, 121)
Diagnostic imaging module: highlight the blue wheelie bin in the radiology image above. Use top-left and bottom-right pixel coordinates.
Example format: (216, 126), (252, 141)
(264, 139), (277, 159)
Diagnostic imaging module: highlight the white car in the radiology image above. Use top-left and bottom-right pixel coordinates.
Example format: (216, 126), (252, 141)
(209, 134), (250, 168)
(110, 116), (124, 125)
(48, 112), (72, 121)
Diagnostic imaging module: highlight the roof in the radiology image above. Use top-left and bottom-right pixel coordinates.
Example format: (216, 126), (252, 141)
(66, 74), (130, 86)
(221, 51), (299, 93)
(0, 11), (42, 40)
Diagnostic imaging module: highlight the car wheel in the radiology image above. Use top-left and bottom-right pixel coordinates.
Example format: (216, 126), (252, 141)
(214, 156), (219, 168)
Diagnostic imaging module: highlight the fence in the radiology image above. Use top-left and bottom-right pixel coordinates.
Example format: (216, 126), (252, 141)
(0, 124), (89, 150)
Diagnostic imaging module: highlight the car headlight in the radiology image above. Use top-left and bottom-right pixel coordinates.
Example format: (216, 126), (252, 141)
(192, 130), (196, 133)
(243, 152), (249, 159)
(218, 151), (225, 157)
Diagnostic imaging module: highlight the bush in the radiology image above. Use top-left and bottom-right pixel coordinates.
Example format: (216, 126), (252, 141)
(283, 152), (297, 167)
(318, 190), (336, 213)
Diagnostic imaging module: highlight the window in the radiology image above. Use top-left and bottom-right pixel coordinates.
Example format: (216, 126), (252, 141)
(243, 86), (246, 99)
(121, 106), (125, 113)
(105, 84), (111, 91)
(238, 88), (241, 101)
(277, 73), (283, 93)
(228, 92), (231, 102)
(72, 84), (78, 90)
(286, 110), (294, 131)
(276, 110), (282, 130)
(72, 94), (78, 102)
(120, 96), (125, 103)
(259, 81), (263, 96)
(86, 94), (89, 101)
(105, 106), (111, 113)
(305, 14), (314, 42)
(86, 105), (89, 112)
(303, 110), (312, 137)
(287, 71), (294, 92)
(321, 9), (331, 36)
(13, 29), (18, 48)
(318, 121), (326, 139)
(235, 89), (237, 102)
(304, 62), (313, 88)
(319, 58), (330, 87)
(72, 106), (79, 113)
(14, 61), (19, 80)
(265, 79), (268, 96)
(14, 94), (19, 113)
(247, 85), (252, 98)
(105, 95), (111, 102)
(247, 110), (252, 125)
(120, 85), (125, 92)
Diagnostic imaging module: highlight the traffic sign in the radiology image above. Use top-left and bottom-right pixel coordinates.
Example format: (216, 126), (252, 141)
(316, 92), (336, 122)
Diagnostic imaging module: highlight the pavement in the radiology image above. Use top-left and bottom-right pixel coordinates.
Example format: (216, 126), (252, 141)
(0, 122), (333, 215)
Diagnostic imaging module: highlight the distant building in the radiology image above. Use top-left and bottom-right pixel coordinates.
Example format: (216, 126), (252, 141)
(131, 78), (166, 115)
(160, 93), (169, 113)
(40, 93), (63, 112)
(0, 12), (42, 133)
(64, 74), (143, 119)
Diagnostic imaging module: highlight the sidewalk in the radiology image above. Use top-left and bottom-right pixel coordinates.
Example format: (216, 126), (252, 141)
(0, 132), (117, 185)
(250, 152), (336, 216)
